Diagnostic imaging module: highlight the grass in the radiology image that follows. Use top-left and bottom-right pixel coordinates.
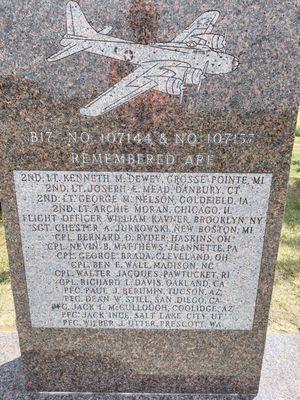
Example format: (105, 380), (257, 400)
(290, 133), (300, 179)
(295, 110), (300, 137)
(0, 138), (299, 332)
(0, 219), (16, 331)
(268, 136), (300, 332)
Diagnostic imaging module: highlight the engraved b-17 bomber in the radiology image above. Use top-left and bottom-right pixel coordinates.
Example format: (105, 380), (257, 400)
(48, 1), (239, 117)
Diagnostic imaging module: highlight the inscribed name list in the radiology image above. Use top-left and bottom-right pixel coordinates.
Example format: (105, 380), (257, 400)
(14, 171), (271, 330)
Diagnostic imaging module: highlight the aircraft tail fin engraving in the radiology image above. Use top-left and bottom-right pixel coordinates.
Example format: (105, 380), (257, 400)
(47, 1), (99, 62)
(66, 1), (99, 38)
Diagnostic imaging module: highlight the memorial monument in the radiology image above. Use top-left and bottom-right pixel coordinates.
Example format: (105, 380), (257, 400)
(0, 0), (298, 398)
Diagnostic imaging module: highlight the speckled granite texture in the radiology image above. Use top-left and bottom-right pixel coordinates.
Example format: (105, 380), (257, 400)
(1, 333), (299, 399)
(0, 0), (298, 397)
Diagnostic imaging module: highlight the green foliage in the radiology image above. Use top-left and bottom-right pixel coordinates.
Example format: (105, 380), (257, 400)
(269, 136), (300, 332)
(277, 179), (300, 280)
(295, 110), (300, 137)
(290, 137), (300, 179)
(0, 212), (15, 331)
(0, 216), (9, 285)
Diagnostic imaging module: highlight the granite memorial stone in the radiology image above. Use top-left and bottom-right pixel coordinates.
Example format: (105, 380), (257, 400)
(0, 0), (298, 398)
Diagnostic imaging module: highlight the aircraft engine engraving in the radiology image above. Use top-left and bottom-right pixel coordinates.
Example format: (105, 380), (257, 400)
(197, 34), (226, 50)
(155, 77), (184, 96)
(185, 68), (207, 86)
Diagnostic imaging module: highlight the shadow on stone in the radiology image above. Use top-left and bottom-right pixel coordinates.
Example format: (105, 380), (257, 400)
(0, 356), (256, 399)
(0, 357), (26, 398)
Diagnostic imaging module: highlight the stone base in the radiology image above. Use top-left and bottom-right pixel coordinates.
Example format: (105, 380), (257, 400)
(1, 333), (299, 400)
(38, 395), (256, 400)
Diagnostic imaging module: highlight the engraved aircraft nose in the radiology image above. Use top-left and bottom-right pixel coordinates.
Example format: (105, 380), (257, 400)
(232, 57), (239, 71)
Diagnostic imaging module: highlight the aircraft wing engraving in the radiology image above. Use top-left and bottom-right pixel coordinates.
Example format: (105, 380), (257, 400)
(172, 11), (220, 44)
(80, 61), (189, 116)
